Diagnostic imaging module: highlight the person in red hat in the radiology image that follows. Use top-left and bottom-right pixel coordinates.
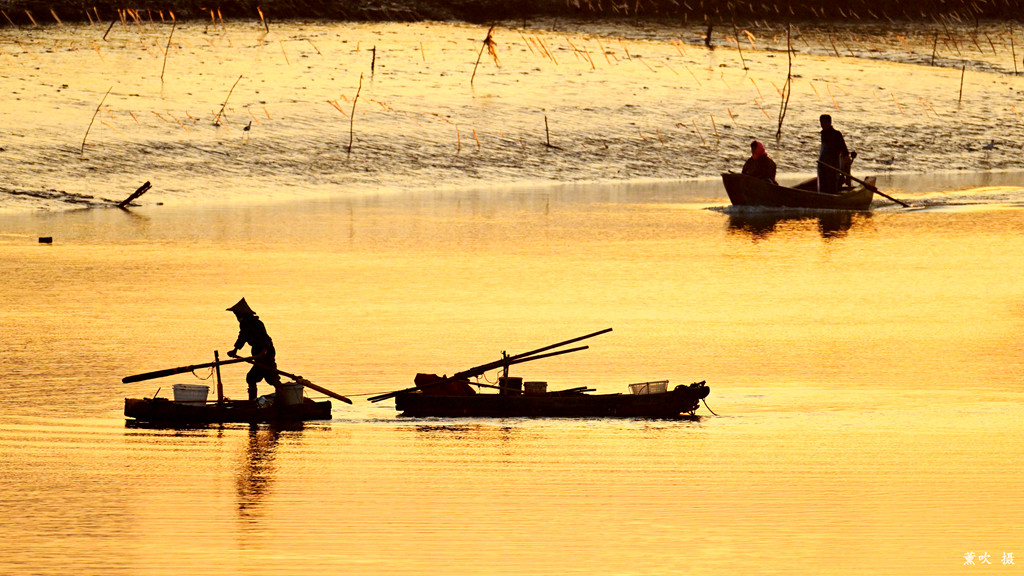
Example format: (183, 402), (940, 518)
(226, 298), (281, 401)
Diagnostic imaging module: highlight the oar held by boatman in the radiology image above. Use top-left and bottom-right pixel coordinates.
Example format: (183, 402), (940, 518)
(226, 298), (281, 401)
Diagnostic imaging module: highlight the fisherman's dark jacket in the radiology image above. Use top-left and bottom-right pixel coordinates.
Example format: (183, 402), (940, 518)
(234, 315), (275, 354)
(819, 126), (849, 161)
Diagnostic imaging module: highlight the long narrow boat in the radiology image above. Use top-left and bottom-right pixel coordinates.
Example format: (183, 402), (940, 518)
(393, 378), (710, 419)
(124, 396), (332, 425)
(369, 329), (712, 419)
(722, 172), (875, 210)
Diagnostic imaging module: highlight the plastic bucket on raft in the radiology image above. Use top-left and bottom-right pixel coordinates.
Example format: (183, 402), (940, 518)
(498, 376), (523, 395)
(524, 381), (547, 395)
(172, 384), (209, 405)
(276, 382), (304, 406)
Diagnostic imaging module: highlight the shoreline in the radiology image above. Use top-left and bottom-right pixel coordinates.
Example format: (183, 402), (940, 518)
(0, 0), (1018, 26)
(1, 168), (1022, 216)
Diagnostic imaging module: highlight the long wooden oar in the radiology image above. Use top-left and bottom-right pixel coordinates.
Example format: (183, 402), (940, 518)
(504, 327), (612, 365)
(368, 338), (601, 404)
(123, 356), (254, 383)
(243, 358), (353, 404)
(817, 160), (910, 207)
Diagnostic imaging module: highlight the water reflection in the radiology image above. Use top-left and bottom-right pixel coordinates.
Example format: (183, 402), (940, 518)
(412, 423), (521, 444)
(727, 210), (871, 240)
(236, 424), (281, 521)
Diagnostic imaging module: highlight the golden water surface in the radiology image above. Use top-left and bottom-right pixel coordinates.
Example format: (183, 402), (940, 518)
(2, 17), (1024, 576)
(1, 183), (1023, 575)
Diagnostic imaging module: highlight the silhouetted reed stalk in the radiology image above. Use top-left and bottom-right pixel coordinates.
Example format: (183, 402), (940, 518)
(347, 73), (363, 159)
(471, 26), (499, 86)
(775, 23), (792, 141)
(81, 86), (112, 154)
(214, 75), (243, 127)
(733, 24), (747, 69)
(257, 6), (268, 34)
(160, 19), (175, 82)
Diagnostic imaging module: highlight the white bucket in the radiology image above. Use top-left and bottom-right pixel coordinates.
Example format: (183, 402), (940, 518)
(172, 384), (209, 404)
(277, 382), (304, 406)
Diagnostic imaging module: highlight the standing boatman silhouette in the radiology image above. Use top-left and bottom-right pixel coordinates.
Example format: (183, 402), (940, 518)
(226, 298), (281, 401)
(817, 114), (849, 194)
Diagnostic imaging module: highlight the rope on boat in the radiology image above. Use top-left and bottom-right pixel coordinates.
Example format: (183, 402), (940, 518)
(701, 396), (719, 416)
(190, 367), (215, 380)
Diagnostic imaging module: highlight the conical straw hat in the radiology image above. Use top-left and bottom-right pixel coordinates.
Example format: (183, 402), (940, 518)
(227, 297), (256, 315)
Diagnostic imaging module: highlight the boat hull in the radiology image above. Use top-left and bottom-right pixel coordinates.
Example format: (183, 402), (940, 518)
(124, 397), (332, 425)
(394, 382), (710, 418)
(722, 172), (874, 210)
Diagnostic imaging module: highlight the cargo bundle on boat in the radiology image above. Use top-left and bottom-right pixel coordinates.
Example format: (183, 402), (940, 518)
(369, 328), (711, 419)
(122, 353), (348, 425)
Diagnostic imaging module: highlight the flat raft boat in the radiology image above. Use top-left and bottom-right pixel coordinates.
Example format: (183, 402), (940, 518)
(722, 172), (876, 210)
(393, 377), (710, 419)
(124, 395), (331, 425)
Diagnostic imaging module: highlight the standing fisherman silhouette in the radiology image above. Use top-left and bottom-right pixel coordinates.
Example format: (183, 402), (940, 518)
(226, 298), (281, 401)
(817, 114), (849, 194)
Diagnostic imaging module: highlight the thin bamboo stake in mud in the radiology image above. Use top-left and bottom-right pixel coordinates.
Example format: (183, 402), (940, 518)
(692, 119), (706, 145)
(471, 26), (497, 86)
(958, 61), (966, 104)
(214, 75), (243, 127)
(81, 86), (112, 154)
(160, 20), (175, 82)
(543, 115), (563, 150)
(891, 93), (903, 114)
(347, 73), (363, 159)
(1011, 25), (1018, 75)
(279, 40), (289, 65)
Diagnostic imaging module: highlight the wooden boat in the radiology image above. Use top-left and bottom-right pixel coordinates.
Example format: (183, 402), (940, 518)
(722, 172), (875, 210)
(122, 354), (346, 425)
(393, 379), (710, 419)
(368, 329), (712, 419)
(124, 396), (332, 425)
